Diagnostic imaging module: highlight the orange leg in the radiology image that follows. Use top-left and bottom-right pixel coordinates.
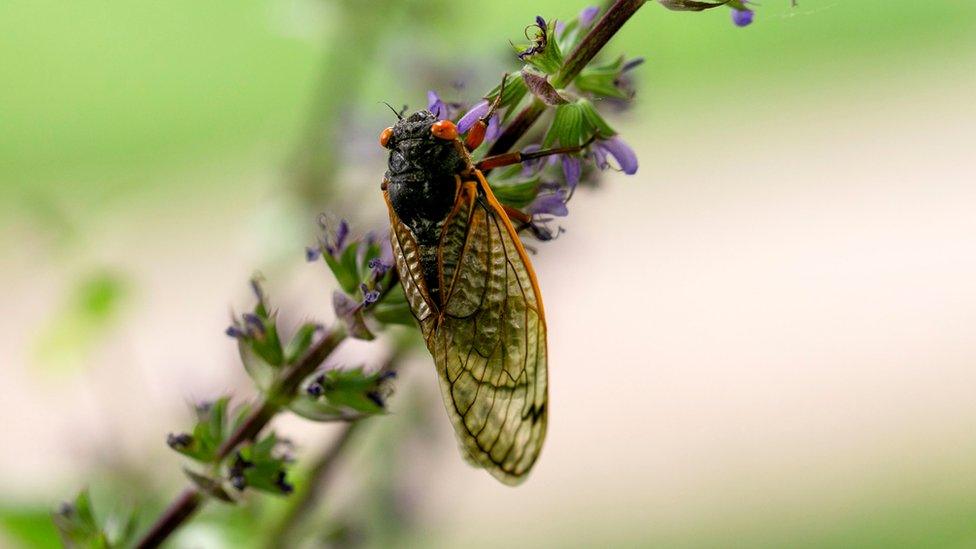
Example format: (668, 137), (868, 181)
(475, 137), (596, 172)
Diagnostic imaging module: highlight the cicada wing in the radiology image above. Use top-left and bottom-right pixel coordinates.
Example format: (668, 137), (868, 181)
(385, 192), (437, 338)
(383, 174), (549, 485)
(431, 173), (548, 485)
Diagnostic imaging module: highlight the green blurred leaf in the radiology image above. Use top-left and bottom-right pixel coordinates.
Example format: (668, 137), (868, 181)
(33, 270), (131, 373)
(0, 508), (62, 549)
(168, 397), (232, 463)
(284, 322), (320, 364)
(183, 468), (234, 504)
(574, 57), (631, 99)
(51, 490), (110, 548)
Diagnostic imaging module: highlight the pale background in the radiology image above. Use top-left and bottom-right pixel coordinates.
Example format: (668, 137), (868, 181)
(2, 0), (975, 546)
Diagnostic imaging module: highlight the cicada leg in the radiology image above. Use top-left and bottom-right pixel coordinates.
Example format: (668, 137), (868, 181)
(475, 135), (597, 172)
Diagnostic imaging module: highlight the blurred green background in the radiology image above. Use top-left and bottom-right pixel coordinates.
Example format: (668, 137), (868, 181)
(2, 0), (976, 547)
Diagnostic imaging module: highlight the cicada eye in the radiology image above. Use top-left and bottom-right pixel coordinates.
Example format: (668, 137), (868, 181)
(431, 120), (458, 141)
(379, 127), (394, 148)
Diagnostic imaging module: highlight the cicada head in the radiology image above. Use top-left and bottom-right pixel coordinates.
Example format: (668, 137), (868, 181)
(381, 110), (469, 243)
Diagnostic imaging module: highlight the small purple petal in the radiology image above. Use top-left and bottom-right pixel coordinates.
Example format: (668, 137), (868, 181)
(580, 6), (599, 27)
(535, 15), (547, 33)
(520, 144), (544, 176)
(332, 290), (359, 318)
(596, 136), (638, 175)
(305, 246), (322, 262)
(622, 57), (645, 73)
(363, 290), (380, 305)
(561, 155), (581, 189)
(527, 190), (569, 217)
(731, 8), (754, 27)
(368, 257), (390, 277)
(335, 220), (349, 251)
(225, 325), (245, 339)
(379, 235), (394, 266)
(592, 146), (609, 170)
(427, 90), (447, 118)
(457, 100), (490, 133)
(554, 20), (566, 36)
(485, 114), (501, 142)
(243, 313), (265, 337)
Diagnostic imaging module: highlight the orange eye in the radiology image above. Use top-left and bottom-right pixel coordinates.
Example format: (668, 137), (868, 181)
(431, 120), (458, 141)
(379, 127), (393, 148)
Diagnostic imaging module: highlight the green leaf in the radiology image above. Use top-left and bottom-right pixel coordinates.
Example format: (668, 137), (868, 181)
(486, 75), (528, 122)
(292, 366), (393, 421)
(288, 396), (348, 422)
(323, 250), (359, 294)
(515, 18), (564, 75)
(183, 468), (234, 503)
(574, 57), (632, 100)
(577, 98), (617, 137)
(543, 103), (584, 147)
(371, 301), (416, 327)
(658, 0), (729, 11)
(490, 178), (541, 209)
(234, 433), (293, 495)
(51, 490), (110, 548)
(169, 397), (232, 463)
(284, 322), (320, 364)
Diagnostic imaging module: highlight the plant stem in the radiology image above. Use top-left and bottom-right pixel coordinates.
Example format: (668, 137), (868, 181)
(487, 0), (647, 156)
(135, 327), (347, 549)
(263, 352), (401, 545)
(262, 421), (362, 548)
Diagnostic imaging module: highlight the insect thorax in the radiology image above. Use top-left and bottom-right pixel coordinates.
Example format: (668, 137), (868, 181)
(385, 110), (470, 301)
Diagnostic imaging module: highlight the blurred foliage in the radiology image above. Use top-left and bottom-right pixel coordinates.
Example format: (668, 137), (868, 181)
(2, 0), (974, 222)
(32, 270), (131, 373)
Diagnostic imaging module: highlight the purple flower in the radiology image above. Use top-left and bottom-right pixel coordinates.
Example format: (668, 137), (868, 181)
(305, 246), (322, 262)
(554, 20), (566, 36)
(518, 16), (549, 60)
(731, 7), (754, 27)
(225, 325), (245, 339)
(242, 313), (265, 337)
(360, 283), (381, 306)
(485, 113), (501, 142)
(368, 257), (390, 277)
(561, 155), (581, 189)
(323, 219), (350, 257)
(580, 6), (599, 27)
(622, 57), (645, 73)
(333, 290), (359, 319)
(593, 136), (638, 175)
(519, 144), (545, 176)
(457, 100), (490, 133)
(527, 188), (569, 217)
(535, 15), (547, 34)
(427, 90), (448, 118)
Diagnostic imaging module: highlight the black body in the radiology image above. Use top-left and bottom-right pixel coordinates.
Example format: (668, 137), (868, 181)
(384, 110), (469, 302)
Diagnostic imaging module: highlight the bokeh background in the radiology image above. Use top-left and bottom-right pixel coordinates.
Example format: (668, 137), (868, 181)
(3, 0), (976, 546)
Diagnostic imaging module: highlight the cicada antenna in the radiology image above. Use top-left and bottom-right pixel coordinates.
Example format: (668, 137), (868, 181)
(381, 101), (405, 120)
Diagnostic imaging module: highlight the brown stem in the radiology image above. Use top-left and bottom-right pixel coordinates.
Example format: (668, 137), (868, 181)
(487, 0), (647, 156)
(262, 422), (362, 547)
(135, 328), (347, 549)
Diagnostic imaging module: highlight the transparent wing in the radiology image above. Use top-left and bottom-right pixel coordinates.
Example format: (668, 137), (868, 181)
(431, 174), (548, 485)
(384, 174), (549, 485)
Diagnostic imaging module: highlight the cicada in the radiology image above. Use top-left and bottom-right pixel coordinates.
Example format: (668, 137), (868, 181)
(379, 98), (584, 484)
